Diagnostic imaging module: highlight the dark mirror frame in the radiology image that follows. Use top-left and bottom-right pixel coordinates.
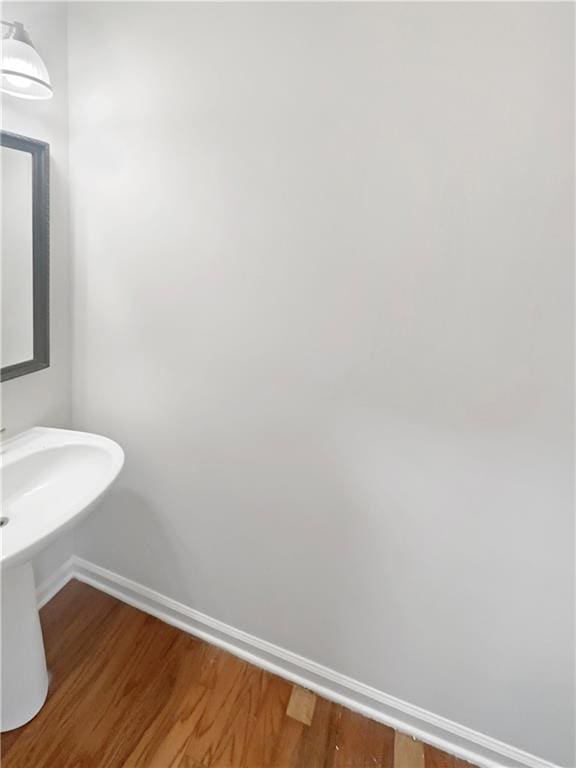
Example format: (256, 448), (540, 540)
(1, 131), (50, 382)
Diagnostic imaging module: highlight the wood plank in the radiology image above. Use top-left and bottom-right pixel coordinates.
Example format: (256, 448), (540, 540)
(244, 675), (294, 767)
(266, 695), (306, 767)
(120, 632), (209, 768)
(180, 652), (270, 767)
(367, 718), (396, 768)
(0, 730), (21, 759)
(394, 732), (425, 768)
(286, 685), (317, 726)
(328, 707), (395, 768)
(292, 695), (335, 768)
(178, 757), (203, 768)
(425, 743), (456, 768)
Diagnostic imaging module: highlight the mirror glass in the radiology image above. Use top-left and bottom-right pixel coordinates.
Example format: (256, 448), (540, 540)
(2, 146), (34, 367)
(0, 131), (49, 382)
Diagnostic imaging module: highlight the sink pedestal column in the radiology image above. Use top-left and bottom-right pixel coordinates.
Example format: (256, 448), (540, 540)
(1, 561), (49, 731)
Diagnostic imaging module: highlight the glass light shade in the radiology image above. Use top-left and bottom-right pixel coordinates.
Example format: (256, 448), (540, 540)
(1, 37), (52, 100)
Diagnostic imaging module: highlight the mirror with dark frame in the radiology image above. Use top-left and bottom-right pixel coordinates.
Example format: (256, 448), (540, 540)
(1, 131), (49, 382)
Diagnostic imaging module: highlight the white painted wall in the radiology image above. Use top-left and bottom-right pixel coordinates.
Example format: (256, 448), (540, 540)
(68, 4), (574, 765)
(1, 1), (73, 583)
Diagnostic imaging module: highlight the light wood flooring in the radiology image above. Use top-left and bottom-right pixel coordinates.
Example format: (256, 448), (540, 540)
(1, 581), (476, 768)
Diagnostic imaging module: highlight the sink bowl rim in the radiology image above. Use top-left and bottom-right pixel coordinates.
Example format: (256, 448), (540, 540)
(1, 427), (124, 569)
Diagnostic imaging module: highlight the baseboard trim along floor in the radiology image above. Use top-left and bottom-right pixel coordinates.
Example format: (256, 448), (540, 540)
(35, 556), (560, 768)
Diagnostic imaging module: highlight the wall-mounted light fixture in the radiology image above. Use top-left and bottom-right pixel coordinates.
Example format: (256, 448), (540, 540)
(1, 21), (52, 100)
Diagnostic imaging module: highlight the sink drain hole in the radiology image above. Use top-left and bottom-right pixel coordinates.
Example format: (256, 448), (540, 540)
(0, 517), (9, 527)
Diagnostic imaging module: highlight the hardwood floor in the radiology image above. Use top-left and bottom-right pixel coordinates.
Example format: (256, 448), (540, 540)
(1, 581), (476, 768)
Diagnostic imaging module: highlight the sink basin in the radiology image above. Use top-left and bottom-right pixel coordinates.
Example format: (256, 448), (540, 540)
(0, 427), (124, 731)
(1, 427), (124, 569)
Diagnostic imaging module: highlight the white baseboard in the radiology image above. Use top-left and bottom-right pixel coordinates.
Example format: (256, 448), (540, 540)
(35, 556), (560, 768)
(36, 556), (76, 608)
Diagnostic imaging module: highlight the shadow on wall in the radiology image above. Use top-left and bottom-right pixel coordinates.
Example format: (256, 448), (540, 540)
(74, 409), (389, 672)
(76, 486), (201, 601)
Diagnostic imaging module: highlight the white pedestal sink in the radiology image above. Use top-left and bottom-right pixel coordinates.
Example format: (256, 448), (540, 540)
(0, 427), (124, 731)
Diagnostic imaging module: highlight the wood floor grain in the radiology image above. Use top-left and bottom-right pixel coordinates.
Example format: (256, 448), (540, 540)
(0, 581), (477, 768)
